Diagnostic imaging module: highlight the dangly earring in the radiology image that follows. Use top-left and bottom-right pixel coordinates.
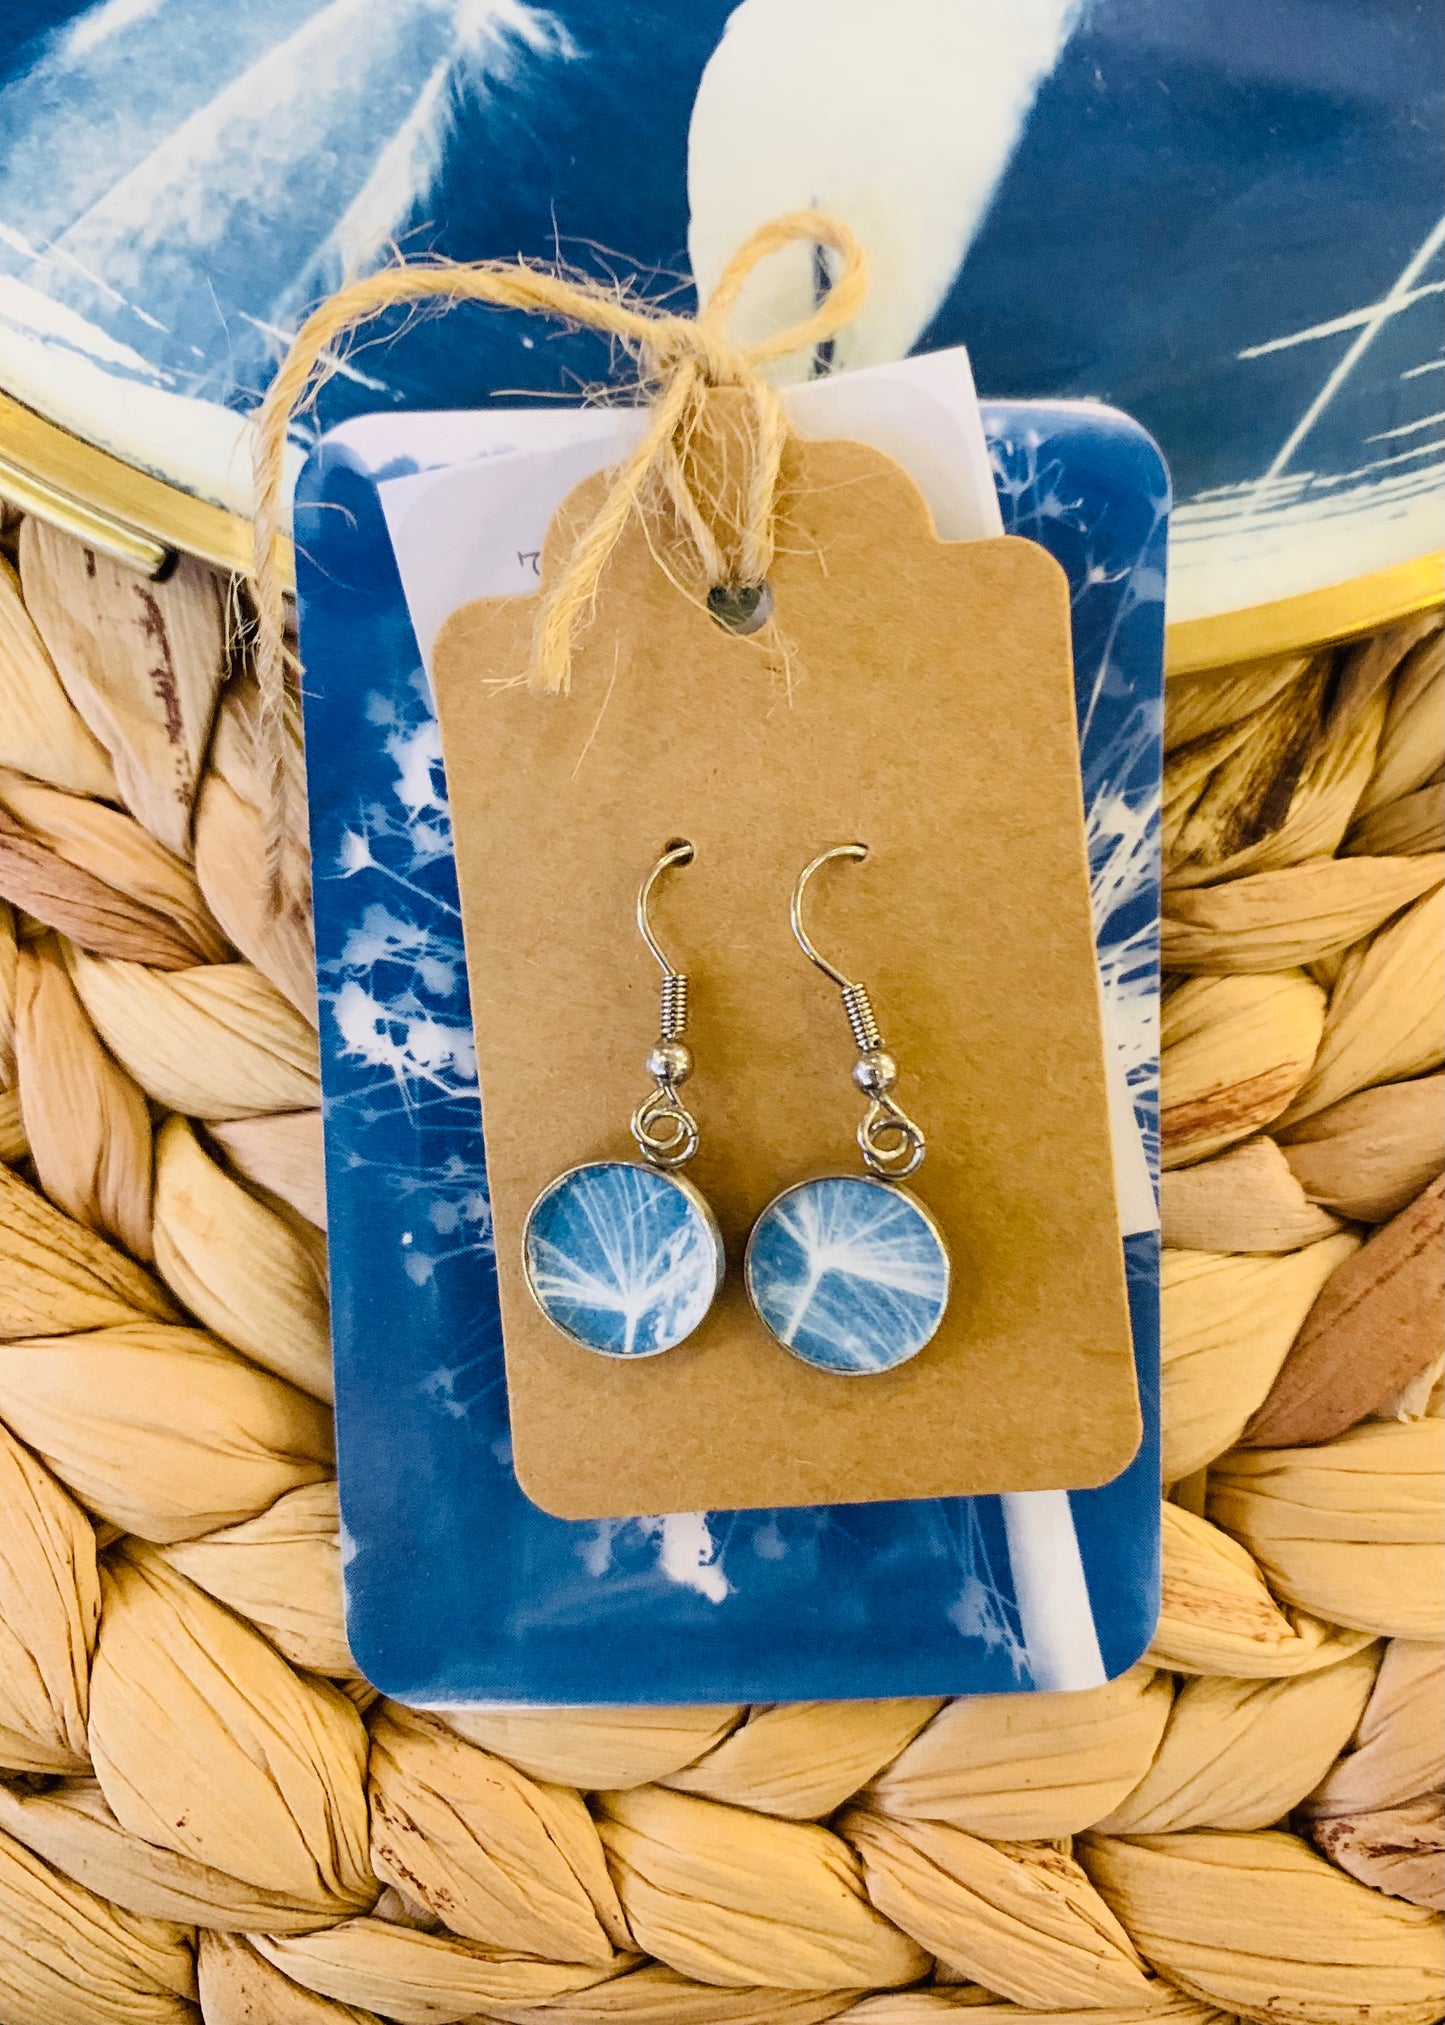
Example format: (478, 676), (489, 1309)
(521, 841), (725, 1357)
(745, 844), (950, 1374)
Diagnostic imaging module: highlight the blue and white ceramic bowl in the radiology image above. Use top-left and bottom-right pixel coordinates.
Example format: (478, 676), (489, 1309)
(2, 0), (1435, 629)
(523, 1159), (724, 1357)
(745, 1174), (950, 1375)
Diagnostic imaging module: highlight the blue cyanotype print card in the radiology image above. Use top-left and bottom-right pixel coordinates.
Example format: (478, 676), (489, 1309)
(295, 378), (1166, 1706)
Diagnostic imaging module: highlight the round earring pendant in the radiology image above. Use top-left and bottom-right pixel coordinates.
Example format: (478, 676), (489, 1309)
(523, 1161), (724, 1357)
(745, 1174), (950, 1375)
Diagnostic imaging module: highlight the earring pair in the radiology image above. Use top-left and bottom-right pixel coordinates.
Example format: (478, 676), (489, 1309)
(521, 842), (950, 1376)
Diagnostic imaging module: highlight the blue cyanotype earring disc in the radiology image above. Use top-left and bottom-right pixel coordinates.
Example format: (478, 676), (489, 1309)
(745, 1175), (950, 1375)
(522, 1160), (724, 1357)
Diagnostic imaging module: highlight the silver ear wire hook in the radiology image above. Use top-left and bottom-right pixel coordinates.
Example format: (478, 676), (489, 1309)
(637, 838), (694, 1040)
(790, 844), (926, 1180)
(632, 840), (699, 1169)
(790, 843), (868, 989)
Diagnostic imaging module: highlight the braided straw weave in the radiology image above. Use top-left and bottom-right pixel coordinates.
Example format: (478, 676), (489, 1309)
(0, 506), (1440, 2024)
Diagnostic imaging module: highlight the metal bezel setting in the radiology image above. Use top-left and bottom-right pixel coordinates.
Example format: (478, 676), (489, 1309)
(522, 1159), (726, 1358)
(743, 1170), (951, 1376)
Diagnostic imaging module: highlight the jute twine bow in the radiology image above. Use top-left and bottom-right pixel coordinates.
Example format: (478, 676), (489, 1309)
(250, 208), (868, 908)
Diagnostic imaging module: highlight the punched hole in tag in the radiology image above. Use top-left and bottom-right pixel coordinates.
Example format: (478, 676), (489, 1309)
(707, 581), (774, 635)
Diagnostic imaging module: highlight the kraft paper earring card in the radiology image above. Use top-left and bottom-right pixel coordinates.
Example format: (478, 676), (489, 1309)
(429, 414), (1139, 1520)
(294, 363), (1167, 1707)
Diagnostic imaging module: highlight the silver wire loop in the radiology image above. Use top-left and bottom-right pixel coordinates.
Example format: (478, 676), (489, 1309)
(634, 840), (700, 1169)
(790, 842), (928, 1180)
(632, 1086), (701, 1170)
(859, 1098), (926, 1180)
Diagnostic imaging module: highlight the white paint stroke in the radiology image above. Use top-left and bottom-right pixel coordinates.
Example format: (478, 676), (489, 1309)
(1250, 214), (1445, 492)
(1001, 1491), (1107, 1690)
(1366, 411), (1445, 442)
(1238, 278), (1444, 359)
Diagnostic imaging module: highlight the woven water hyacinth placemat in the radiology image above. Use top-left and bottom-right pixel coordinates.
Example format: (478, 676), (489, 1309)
(0, 508), (1440, 2024)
